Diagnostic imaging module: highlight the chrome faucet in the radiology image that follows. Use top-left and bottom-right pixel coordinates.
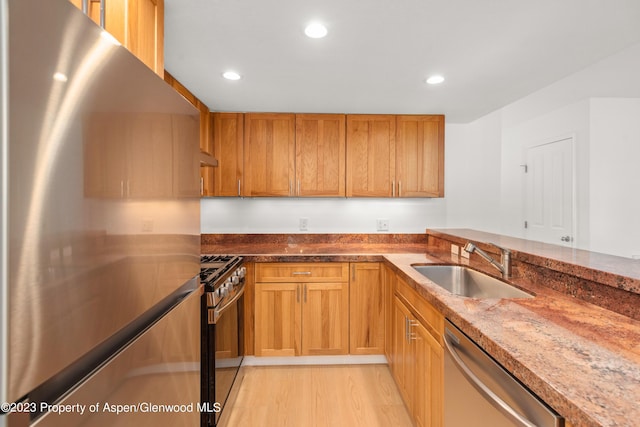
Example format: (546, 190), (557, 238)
(463, 242), (512, 279)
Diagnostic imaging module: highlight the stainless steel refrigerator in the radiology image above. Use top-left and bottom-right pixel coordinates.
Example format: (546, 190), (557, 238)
(1, 1), (202, 426)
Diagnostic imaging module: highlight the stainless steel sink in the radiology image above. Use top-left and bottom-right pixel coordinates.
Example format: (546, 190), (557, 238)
(412, 265), (532, 299)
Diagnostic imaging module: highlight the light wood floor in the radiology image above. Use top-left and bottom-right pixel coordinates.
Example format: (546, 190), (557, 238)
(222, 364), (413, 427)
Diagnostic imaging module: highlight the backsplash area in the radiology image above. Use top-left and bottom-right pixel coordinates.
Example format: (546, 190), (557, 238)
(201, 198), (447, 234)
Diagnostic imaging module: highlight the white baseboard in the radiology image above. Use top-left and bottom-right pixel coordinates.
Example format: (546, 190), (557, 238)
(242, 354), (388, 366)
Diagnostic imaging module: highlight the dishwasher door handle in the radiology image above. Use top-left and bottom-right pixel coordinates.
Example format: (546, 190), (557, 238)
(444, 329), (537, 427)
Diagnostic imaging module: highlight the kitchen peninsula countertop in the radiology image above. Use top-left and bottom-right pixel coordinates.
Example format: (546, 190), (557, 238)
(202, 231), (640, 427)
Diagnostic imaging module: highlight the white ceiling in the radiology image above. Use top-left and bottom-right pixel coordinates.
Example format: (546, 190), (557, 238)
(164, 0), (640, 123)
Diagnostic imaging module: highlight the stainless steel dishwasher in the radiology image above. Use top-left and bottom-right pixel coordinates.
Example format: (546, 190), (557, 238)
(444, 320), (564, 427)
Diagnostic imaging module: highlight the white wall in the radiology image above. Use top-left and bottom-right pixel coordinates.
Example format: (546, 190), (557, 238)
(500, 99), (591, 247)
(589, 98), (640, 258)
(444, 113), (503, 230)
(201, 197), (446, 233)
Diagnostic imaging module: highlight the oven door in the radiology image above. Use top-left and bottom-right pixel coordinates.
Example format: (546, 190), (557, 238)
(204, 282), (245, 426)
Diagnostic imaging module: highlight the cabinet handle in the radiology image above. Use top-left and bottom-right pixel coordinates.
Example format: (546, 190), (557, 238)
(405, 316), (409, 341)
(296, 285), (300, 303)
(289, 179), (292, 196)
(398, 181), (402, 198)
(297, 180), (300, 196)
(292, 271), (311, 275)
(303, 284), (307, 303)
(201, 177), (204, 196)
(392, 180), (396, 197)
(120, 180), (124, 198)
(408, 319), (419, 340)
(238, 179), (241, 197)
(99, 0), (105, 28)
(81, 0), (89, 14)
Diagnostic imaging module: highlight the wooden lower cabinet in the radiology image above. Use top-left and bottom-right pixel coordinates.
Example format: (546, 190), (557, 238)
(254, 263), (349, 356)
(349, 262), (385, 354)
(254, 283), (300, 357)
(301, 282), (349, 355)
(391, 277), (444, 427)
(383, 264), (397, 363)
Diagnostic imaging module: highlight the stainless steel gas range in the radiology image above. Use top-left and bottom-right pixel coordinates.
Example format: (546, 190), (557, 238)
(200, 255), (246, 427)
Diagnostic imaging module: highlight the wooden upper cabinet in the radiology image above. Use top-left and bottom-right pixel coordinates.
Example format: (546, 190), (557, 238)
(346, 115), (396, 197)
(69, 0), (164, 76)
(295, 114), (346, 197)
(213, 113), (244, 197)
(396, 115), (444, 197)
(243, 113), (295, 197)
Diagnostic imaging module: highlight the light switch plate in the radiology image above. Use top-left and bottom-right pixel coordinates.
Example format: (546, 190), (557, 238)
(299, 217), (308, 231)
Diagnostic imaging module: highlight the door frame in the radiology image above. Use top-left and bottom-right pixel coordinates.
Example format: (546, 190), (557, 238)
(522, 133), (577, 247)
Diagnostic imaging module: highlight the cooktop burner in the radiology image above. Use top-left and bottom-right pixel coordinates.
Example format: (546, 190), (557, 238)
(200, 255), (243, 287)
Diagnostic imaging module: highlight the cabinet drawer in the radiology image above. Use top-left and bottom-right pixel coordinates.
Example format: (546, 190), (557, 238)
(255, 263), (349, 282)
(396, 275), (444, 344)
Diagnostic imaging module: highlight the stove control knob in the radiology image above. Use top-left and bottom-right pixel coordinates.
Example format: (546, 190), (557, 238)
(238, 267), (246, 278)
(231, 275), (240, 285)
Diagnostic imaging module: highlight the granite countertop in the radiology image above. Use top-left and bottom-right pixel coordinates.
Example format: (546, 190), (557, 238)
(201, 232), (640, 427)
(385, 253), (640, 427)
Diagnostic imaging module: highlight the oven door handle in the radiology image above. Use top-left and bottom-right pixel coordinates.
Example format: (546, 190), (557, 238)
(212, 282), (245, 324)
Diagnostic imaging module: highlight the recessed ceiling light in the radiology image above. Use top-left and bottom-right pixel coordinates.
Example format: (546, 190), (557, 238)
(222, 71), (242, 81)
(305, 22), (328, 39)
(426, 75), (445, 85)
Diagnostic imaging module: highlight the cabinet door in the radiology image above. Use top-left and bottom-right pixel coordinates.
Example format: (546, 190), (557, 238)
(346, 115), (396, 197)
(349, 263), (385, 355)
(391, 297), (413, 408)
(213, 113), (244, 197)
(70, 0), (164, 76)
(244, 113), (295, 196)
(254, 283), (301, 356)
(301, 282), (349, 355)
(382, 264), (397, 362)
(396, 115), (444, 197)
(412, 321), (444, 427)
(127, 0), (164, 76)
(255, 263), (349, 283)
(295, 114), (346, 197)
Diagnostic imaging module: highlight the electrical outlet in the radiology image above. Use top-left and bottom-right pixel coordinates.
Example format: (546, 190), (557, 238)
(299, 217), (308, 231)
(451, 244), (460, 255)
(376, 219), (389, 231)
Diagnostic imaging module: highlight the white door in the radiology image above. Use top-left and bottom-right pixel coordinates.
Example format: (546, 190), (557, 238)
(524, 137), (574, 246)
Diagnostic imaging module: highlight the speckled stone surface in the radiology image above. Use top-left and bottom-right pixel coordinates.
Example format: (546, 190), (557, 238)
(201, 233), (428, 261)
(201, 231), (640, 426)
(428, 228), (640, 293)
(427, 229), (640, 321)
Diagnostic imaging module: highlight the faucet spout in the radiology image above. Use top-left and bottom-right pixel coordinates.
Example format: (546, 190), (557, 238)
(463, 242), (512, 279)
